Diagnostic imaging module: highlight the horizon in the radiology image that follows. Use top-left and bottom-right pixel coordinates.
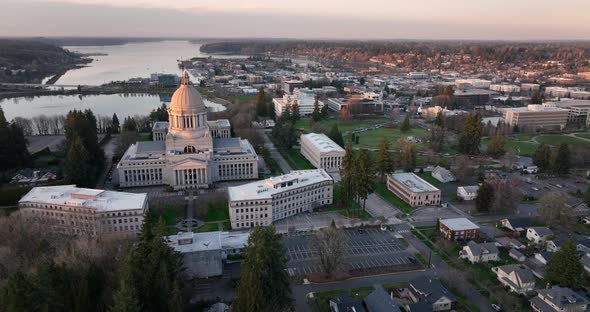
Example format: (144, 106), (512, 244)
(2, 0), (590, 40)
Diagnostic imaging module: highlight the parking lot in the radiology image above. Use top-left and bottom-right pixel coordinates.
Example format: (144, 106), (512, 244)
(282, 227), (413, 276)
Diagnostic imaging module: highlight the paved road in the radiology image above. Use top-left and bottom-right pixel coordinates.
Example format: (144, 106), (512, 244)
(26, 135), (65, 154)
(96, 135), (119, 189)
(260, 129), (292, 173)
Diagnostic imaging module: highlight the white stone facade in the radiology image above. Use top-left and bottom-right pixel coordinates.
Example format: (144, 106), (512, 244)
(227, 170), (333, 229)
(18, 185), (148, 237)
(117, 72), (258, 190)
(300, 133), (344, 172)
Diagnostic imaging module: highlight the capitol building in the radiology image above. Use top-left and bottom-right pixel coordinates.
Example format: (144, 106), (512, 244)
(117, 72), (258, 189)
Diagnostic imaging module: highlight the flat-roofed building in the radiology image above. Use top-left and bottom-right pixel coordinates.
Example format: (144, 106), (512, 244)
(521, 83), (540, 94)
(272, 89), (324, 116)
(503, 104), (569, 130)
(455, 79), (491, 89)
(300, 133), (344, 172)
(387, 173), (441, 207)
(228, 170), (333, 229)
(18, 185), (148, 237)
(282, 80), (305, 94)
(490, 84), (521, 94)
(438, 218), (480, 240)
(549, 100), (590, 125)
(545, 86), (570, 98)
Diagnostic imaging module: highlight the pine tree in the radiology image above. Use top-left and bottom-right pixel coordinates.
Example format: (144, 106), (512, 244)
(400, 114), (411, 132)
(64, 135), (93, 187)
(532, 143), (552, 170)
(487, 131), (506, 158)
(291, 103), (300, 122)
(111, 247), (141, 312)
(376, 138), (393, 180)
(546, 239), (583, 288)
(340, 144), (355, 208)
(256, 87), (268, 117)
(353, 149), (372, 210)
(320, 103), (328, 119)
(475, 183), (494, 212)
(0, 107), (31, 170)
(458, 113), (482, 154)
(234, 226), (293, 312)
(0, 272), (37, 312)
(311, 96), (321, 122)
(328, 124), (344, 147)
(112, 113), (120, 133)
(552, 143), (570, 175)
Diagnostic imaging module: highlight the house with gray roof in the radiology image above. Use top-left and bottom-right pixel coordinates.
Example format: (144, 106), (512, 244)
(408, 277), (456, 311)
(530, 286), (589, 312)
(431, 166), (455, 183)
(363, 288), (401, 312)
(526, 227), (554, 245)
(493, 264), (536, 295)
(459, 241), (499, 263)
(329, 293), (366, 312)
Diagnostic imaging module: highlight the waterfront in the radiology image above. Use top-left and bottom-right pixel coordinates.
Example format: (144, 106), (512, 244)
(0, 93), (225, 120)
(57, 40), (242, 86)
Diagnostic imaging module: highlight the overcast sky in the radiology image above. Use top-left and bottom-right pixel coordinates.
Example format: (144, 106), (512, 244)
(2, 0), (590, 40)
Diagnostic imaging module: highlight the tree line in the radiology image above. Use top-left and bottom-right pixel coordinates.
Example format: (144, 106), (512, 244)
(0, 107), (30, 171)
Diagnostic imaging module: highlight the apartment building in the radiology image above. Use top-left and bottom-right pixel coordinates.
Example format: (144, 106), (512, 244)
(503, 104), (569, 130)
(18, 185), (148, 237)
(227, 170), (333, 229)
(387, 173), (441, 207)
(300, 133), (345, 173)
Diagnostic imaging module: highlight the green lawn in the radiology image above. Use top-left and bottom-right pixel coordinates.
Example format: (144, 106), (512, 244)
(339, 209), (372, 220)
(382, 282), (409, 294)
(286, 149), (315, 170)
(150, 205), (184, 226)
(346, 127), (429, 150)
(295, 117), (390, 133)
(139, 134), (152, 141)
(194, 223), (219, 233)
(536, 135), (590, 147)
(417, 172), (442, 187)
(204, 200), (229, 222)
(574, 132), (590, 140)
(372, 182), (413, 214)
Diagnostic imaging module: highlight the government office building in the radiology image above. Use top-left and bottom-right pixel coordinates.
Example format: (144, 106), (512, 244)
(117, 71), (258, 190)
(387, 172), (441, 207)
(18, 185), (148, 237)
(300, 133), (345, 172)
(227, 169), (333, 229)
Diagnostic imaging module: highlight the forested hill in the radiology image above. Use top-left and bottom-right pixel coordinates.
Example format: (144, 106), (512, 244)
(0, 39), (89, 83)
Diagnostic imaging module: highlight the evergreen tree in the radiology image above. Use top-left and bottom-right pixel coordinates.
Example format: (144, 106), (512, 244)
(311, 96), (321, 122)
(353, 149), (372, 210)
(400, 114), (411, 132)
(376, 138), (393, 180)
(458, 112), (482, 154)
(234, 226), (293, 312)
(399, 140), (416, 172)
(271, 120), (297, 150)
(584, 187), (590, 206)
(320, 103), (328, 119)
(64, 109), (104, 184)
(149, 103), (169, 122)
(328, 124), (344, 147)
(552, 143), (570, 174)
(112, 113), (120, 133)
(475, 183), (494, 212)
(340, 144), (355, 208)
(546, 239), (583, 288)
(111, 247), (141, 312)
(64, 135), (93, 187)
(487, 131), (506, 158)
(0, 272), (37, 312)
(291, 103), (300, 122)
(532, 143), (552, 170)
(0, 107), (31, 170)
(122, 117), (137, 132)
(256, 87), (268, 117)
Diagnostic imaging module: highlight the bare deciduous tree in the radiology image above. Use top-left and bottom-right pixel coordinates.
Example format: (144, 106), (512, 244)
(311, 222), (347, 276)
(538, 191), (576, 228)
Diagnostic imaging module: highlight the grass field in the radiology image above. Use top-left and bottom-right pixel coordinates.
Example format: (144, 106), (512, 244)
(286, 149), (316, 170)
(575, 133), (590, 140)
(204, 200), (229, 222)
(482, 132), (590, 156)
(417, 172), (442, 187)
(536, 135), (590, 147)
(194, 223), (219, 233)
(346, 127), (429, 150)
(294, 117), (390, 133)
(372, 182), (413, 214)
(150, 204), (184, 226)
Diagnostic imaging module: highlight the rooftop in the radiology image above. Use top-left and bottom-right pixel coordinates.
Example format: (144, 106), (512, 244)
(506, 104), (568, 113)
(390, 172), (439, 193)
(301, 133), (345, 153)
(440, 218), (480, 231)
(18, 185), (147, 212)
(228, 169), (332, 201)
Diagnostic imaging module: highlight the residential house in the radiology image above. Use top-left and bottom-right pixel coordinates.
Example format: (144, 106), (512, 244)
(500, 217), (534, 235)
(407, 277), (456, 311)
(431, 166), (456, 183)
(11, 168), (60, 185)
(526, 227), (554, 245)
(534, 252), (553, 266)
(509, 248), (526, 262)
(459, 241), (499, 263)
(363, 288), (402, 312)
(497, 237), (526, 250)
(581, 255), (590, 274)
(493, 264), (536, 295)
(456, 186), (479, 201)
(438, 218), (480, 241)
(530, 286), (589, 312)
(329, 294), (366, 312)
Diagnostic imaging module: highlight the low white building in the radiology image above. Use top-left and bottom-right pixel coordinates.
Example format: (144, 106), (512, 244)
(387, 173), (441, 207)
(490, 84), (521, 94)
(459, 241), (499, 263)
(18, 185), (148, 237)
(300, 133), (345, 172)
(167, 231), (249, 278)
(431, 166), (455, 183)
(457, 185), (479, 201)
(273, 89), (324, 116)
(227, 170), (333, 229)
(526, 227), (554, 245)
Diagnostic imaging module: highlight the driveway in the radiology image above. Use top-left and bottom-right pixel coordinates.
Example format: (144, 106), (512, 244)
(364, 193), (403, 222)
(260, 129), (292, 173)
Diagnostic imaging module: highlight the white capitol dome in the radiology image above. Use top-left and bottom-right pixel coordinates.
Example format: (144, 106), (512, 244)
(169, 71), (207, 114)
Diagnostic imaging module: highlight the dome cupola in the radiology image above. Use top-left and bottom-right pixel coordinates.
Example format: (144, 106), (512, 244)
(169, 70), (207, 114)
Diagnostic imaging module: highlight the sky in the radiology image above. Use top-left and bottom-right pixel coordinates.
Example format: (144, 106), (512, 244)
(2, 0), (590, 40)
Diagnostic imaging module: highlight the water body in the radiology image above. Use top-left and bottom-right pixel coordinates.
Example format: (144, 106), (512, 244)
(57, 40), (241, 86)
(0, 94), (225, 120)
